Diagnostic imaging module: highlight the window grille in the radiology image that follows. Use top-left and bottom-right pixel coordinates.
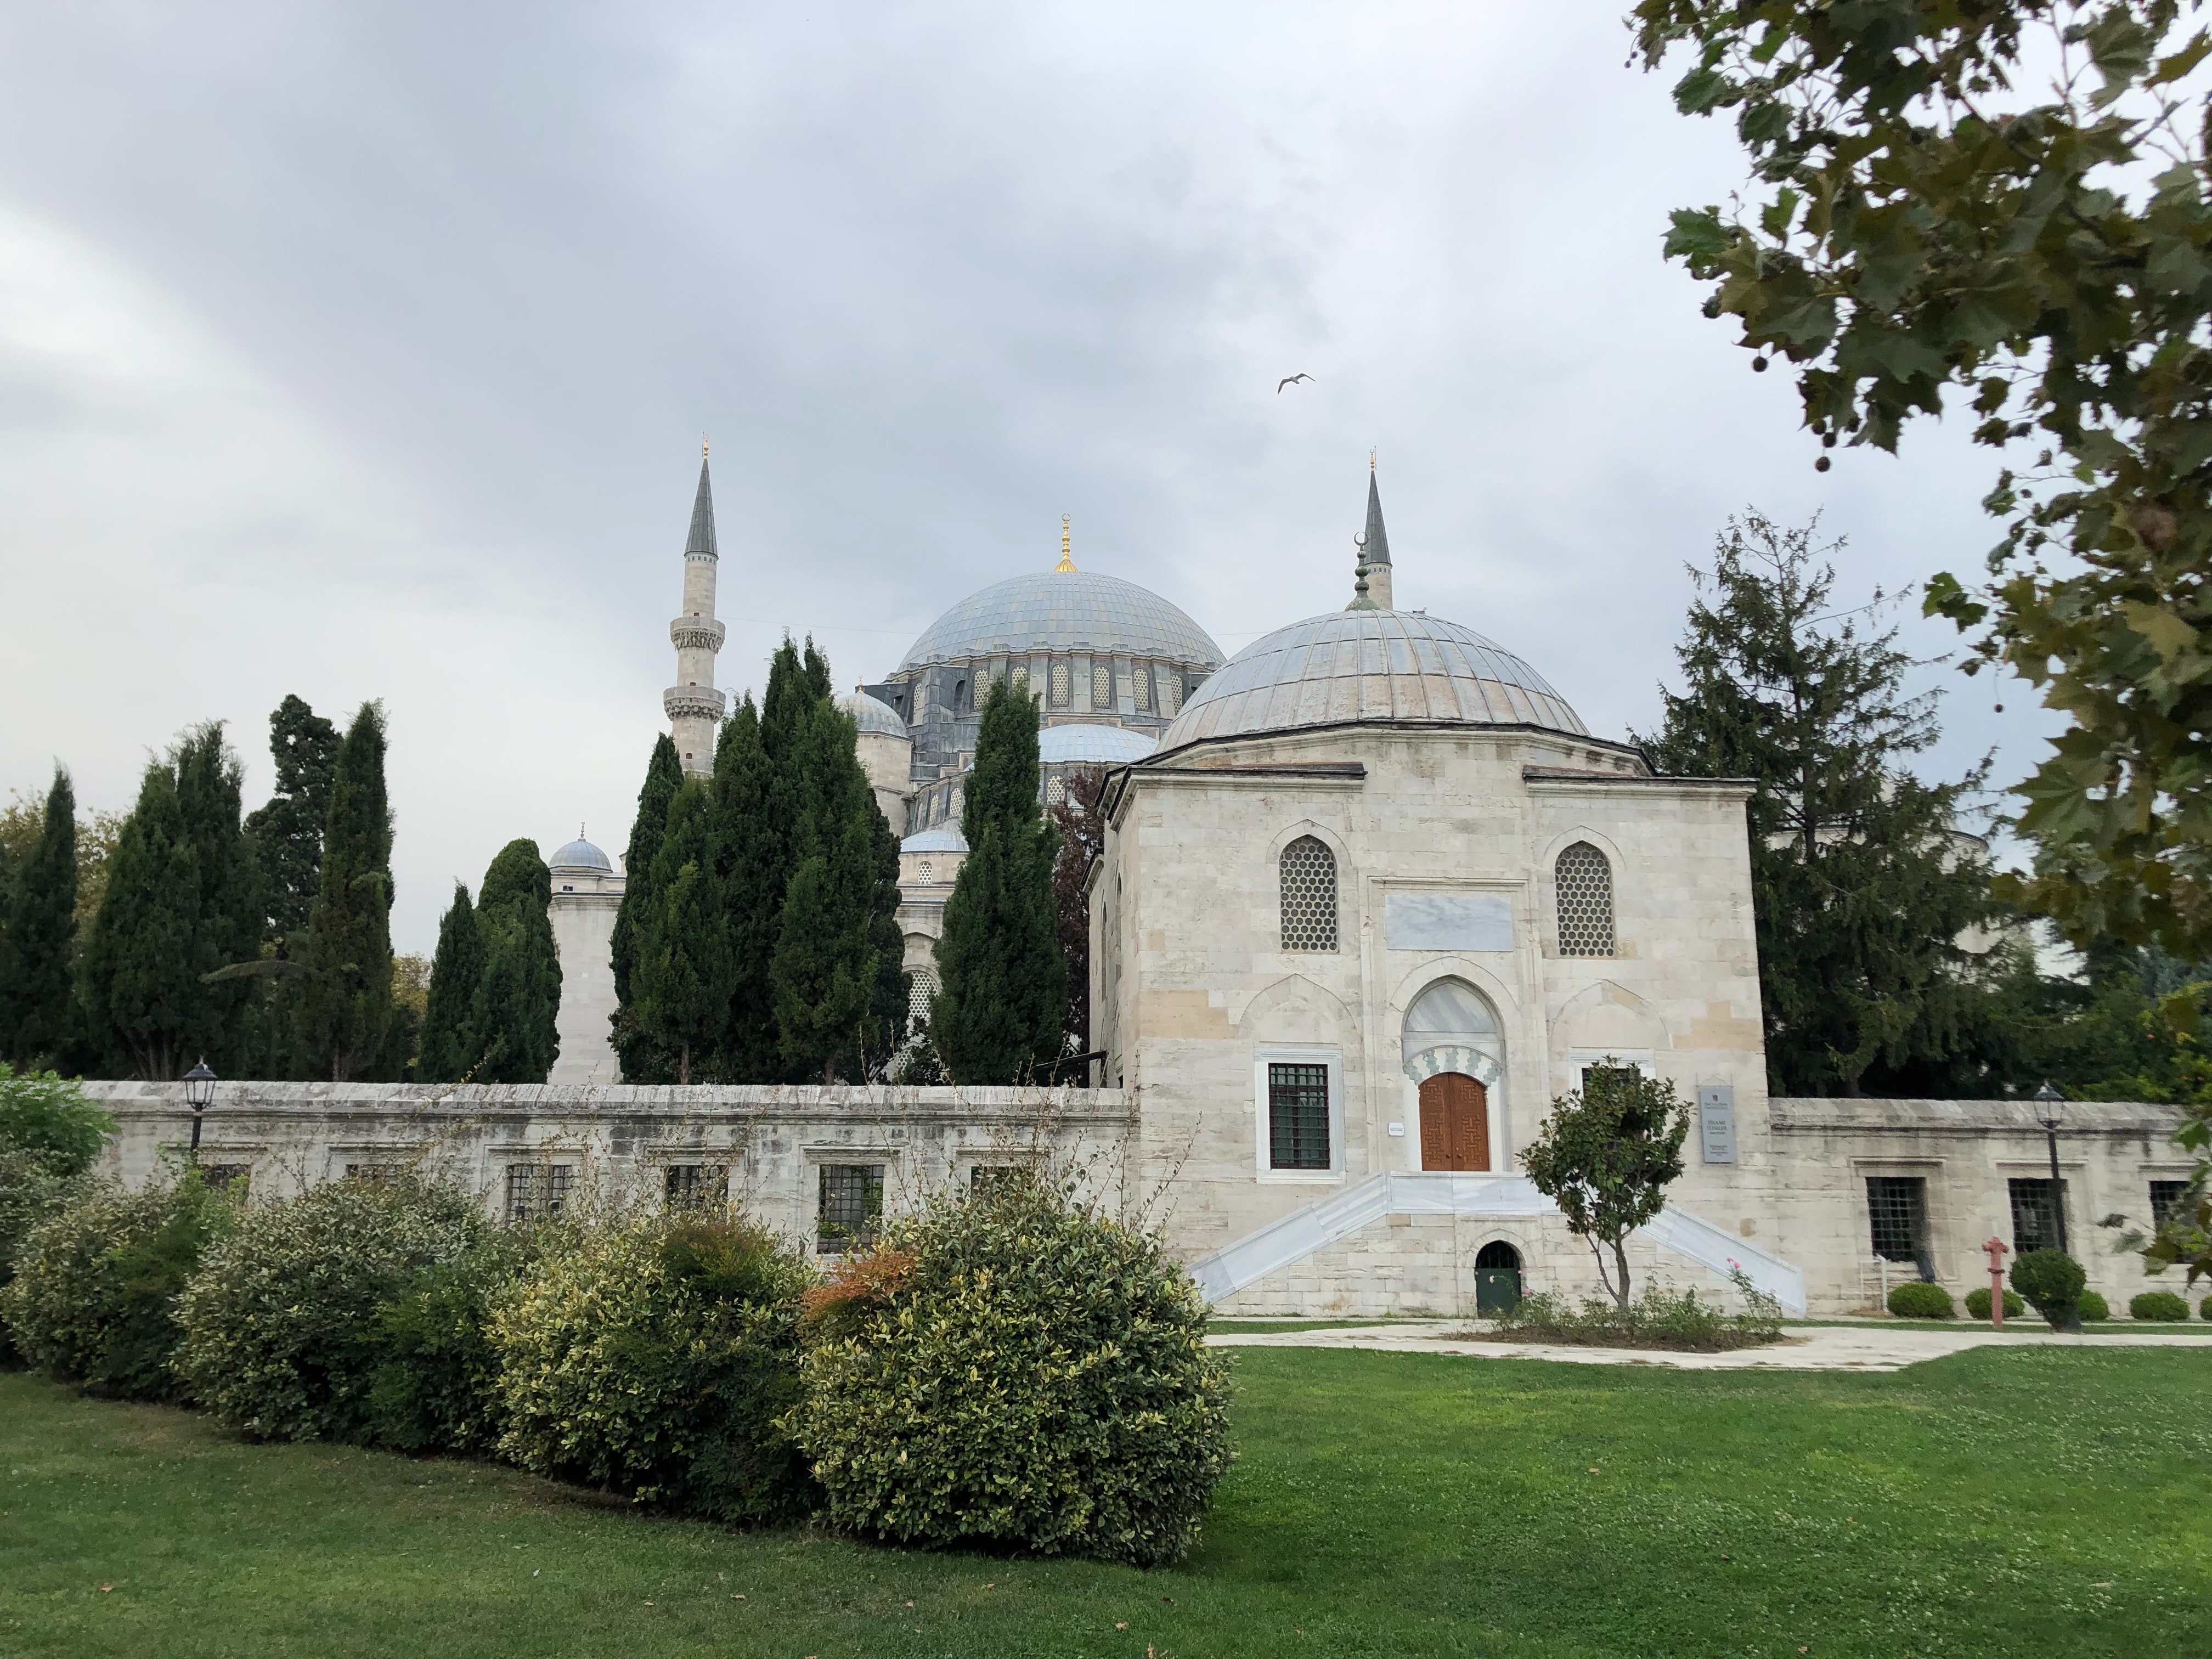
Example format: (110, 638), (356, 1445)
(1278, 836), (1338, 951)
(1046, 775), (1065, 806)
(202, 1164), (250, 1194)
(505, 1163), (573, 1223)
(949, 788), (963, 820)
(907, 975), (934, 1030)
(917, 860), (933, 884)
(1554, 842), (1615, 956)
(664, 1164), (727, 1211)
(1093, 663), (1113, 708)
(1012, 667), (1028, 696)
(2007, 1177), (2064, 1255)
(1161, 673), (1181, 715)
(1133, 665), (1152, 712)
(1268, 1062), (1330, 1170)
(1865, 1176), (1929, 1264)
(1051, 661), (1070, 706)
(818, 1163), (884, 1252)
(345, 1163), (398, 1184)
(2149, 1179), (2193, 1226)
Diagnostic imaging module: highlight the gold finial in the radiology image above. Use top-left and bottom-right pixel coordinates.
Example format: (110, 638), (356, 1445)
(703, 433), (709, 458)
(1054, 514), (1077, 573)
(1369, 448), (1376, 471)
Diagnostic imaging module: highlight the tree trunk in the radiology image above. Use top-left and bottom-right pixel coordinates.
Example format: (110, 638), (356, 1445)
(678, 1042), (691, 1086)
(1611, 1235), (1634, 1311)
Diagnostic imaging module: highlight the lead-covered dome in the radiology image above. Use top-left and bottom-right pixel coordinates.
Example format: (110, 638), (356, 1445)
(840, 691), (908, 738)
(1156, 610), (1587, 752)
(1037, 723), (1158, 765)
(549, 836), (613, 873)
(898, 571), (1223, 672)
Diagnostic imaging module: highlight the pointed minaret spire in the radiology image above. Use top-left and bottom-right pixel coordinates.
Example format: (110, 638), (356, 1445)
(1361, 455), (1393, 610)
(664, 445), (729, 776)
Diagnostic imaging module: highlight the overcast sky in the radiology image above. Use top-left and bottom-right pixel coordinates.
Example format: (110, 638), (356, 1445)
(0, 2), (2059, 954)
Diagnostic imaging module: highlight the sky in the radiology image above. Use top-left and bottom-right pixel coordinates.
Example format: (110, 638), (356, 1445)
(0, 1), (2063, 955)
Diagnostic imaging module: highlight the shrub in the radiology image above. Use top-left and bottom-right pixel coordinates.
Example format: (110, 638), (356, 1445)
(2010, 1249), (2087, 1329)
(789, 1180), (1233, 1567)
(1964, 1286), (2026, 1319)
(1493, 1269), (1785, 1351)
(2129, 1290), (2190, 1322)
(2, 1166), (236, 1398)
(2076, 1289), (2111, 1322)
(2202, 1296), (2211, 1321)
(364, 1228), (539, 1454)
(1887, 1280), (1955, 1319)
(0, 1065), (113, 1177)
(176, 1174), (489, 1441)
(492, 1214), (815, 1523)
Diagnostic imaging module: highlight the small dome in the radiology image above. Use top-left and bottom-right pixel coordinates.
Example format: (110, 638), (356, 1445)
(901, 826), (970, 855)
(899, 569), (1223, 671)
(1157, 610), (1586, 752)
(549, 836), (613, 873)
(1037, 723), (1158, 766)
(841, 691), (909, 738)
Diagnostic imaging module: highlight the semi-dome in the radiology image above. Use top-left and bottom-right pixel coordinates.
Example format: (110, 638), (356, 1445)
(901, 826), (969, 855)
(898, 570), (1223, 672)
(1037, 723), (1158, 765)
(549, 836), (613, 873)
(1156, 610), (1587, 752)
(840, 690), (909, 738)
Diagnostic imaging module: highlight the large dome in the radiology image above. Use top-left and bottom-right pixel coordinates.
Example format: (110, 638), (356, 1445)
(1156, 610), (1587, 752)
(898, 570), (1223, 672)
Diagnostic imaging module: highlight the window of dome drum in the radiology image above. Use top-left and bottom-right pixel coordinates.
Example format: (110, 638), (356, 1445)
(1267, 1063), (1330, 1170)
(664, 1164), (727, 1211)
(1093, 663), (1112, 708)
(1134, 665), (1151, 712)
(1554, 842), (1616, 956)
(1161, 674), (1181, 715)
(505, 1164), (573, 1223)
(917, 860), (933, 883)
(1012, 667), (1028, 695)
(1046, 776), (1064, 806)
(818, 1164), (884, 1253)
(1279, 837), (1338, 952)
(1051, 661), (1070, 706)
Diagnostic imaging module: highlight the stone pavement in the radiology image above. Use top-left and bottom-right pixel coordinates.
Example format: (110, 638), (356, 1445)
(1207, 1321), (2212, 1372)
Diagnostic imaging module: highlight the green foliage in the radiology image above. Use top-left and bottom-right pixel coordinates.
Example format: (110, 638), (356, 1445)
(364, 1229), (536, 1454)
(1, 767), (79, 1066)
(1630, 1), (2212, 962)
(1496, 1271), (1784, 1351)
(610, 733), (684, 1081)
(1050, 766), (1108, 1060)
(1964, 1285), (2028, 1321)
(2077, 1288), (2112, 1322)
(0, 1063), (112, 1176)
(175, 1173), (488, 1441)
(1, 1166), (236, 1400)
(707, 696), (785, 1083)
(932, 678), (1065, 1084)
(630, 782), (731, 1085)
(2010, 1248), (2089, 1330)
(2131, 1289), (2192, 1321)
(1887, 1280), (1956, 1320)
(789, 1179), (1233, 1567)
(472, 840), (560, 1084)
(414, 884), (485, 1083)
(1520, 1064), (1690, 1309)
(490, 1214), (816, 1523)
(1638, 514), (2005, 1095)
(242, 695), (339, 947)
(295, 703), (396, 1081)
(0, 1149), (76, 1364)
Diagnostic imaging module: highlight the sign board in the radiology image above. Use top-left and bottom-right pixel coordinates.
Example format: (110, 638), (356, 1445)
(1385, 891), (1512, 952)
(1698, 1084), (1736, 1164)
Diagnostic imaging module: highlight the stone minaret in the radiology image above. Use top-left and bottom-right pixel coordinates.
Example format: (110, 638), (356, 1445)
(1353, 459), (1394, 611)
(663, 449), (729, 776)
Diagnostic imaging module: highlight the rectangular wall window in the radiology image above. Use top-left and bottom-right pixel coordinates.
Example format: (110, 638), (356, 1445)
(664, 1164), (728, 1211)
(1865, 1176), (1929, 1266)
(344, 1163), (397, 1184)
(202, 1164), (251, 1195)
(1267, 1063), (1330, 1171)
(818, 1163), (884, 1253)
(505, 1163), (574, 1223)
(2007, 1176), (2064, 1255)
(2149, 1179), (2193, 1226)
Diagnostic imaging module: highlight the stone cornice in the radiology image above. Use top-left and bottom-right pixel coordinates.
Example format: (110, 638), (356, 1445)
(663, 684), (729, 721)
(670, 617), (727, 653)
(1770, 1095), (2185, 1137)
(1522, 766), (1752, 798)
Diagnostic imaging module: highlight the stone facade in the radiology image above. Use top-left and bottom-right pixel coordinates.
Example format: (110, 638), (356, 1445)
(547, 847), (624, 1085)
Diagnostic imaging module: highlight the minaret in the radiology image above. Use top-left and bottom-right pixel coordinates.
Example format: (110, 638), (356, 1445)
(1350, 455), (1395, 612)
(663, 447), (729, 776)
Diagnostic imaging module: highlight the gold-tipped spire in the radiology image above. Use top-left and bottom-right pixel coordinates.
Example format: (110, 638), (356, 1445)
(703, 433), (709, 457)
(1054, 515), (1077, 573)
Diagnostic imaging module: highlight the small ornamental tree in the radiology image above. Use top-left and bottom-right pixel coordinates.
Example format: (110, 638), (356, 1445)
(1521, 1064), (1691, 1311)
(2011, 1246), (2089, 1333)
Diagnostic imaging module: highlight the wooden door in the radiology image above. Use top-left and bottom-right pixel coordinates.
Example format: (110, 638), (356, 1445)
(1418, 1073), (1489, 1171)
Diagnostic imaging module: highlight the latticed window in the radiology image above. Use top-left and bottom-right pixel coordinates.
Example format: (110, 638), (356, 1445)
(917, 860), (933, 883)
(1012, 666), (1028, 696)
(664, 1164), (727, 1211)
(907, 975), (934, 1030)
(1866, 1176), (1928, 1263)
(1093, 662), (1113, 708)
(818, 1163), (884, 1252)
(2008, 1177), (2064, 1254)
(1279, 836), (1338, 951)
(1046, 775), (1065, 806)
(344, 1163), (398, 1184)
(1051, 660), (1070, 707)
(1133, 665), (1152, 711)
(1268, 1063), (1330, 1170)
(1161, 673), (1182, 715)
(1554, 842), (1615, 956)
(505, 1163), (573, 1223)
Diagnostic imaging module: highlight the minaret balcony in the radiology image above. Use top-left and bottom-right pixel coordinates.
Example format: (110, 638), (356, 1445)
(669, 617), (727, 653)
(663, 684), (729, 722)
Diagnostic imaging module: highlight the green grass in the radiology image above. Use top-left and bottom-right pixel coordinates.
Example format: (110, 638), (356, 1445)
(4, 1348), (2209, 1658)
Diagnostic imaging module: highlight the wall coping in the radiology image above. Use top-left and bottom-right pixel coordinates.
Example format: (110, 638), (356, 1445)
(1770, 1096), (2187, 1136)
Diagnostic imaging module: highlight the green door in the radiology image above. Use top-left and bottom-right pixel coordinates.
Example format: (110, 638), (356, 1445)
(1474, 1268), (1521, 1315)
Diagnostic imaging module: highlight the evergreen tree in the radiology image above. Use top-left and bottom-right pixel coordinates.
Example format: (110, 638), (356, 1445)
(1638, 513), (2000, 1096)
(862, 797), (909, 1075)
(633, 781), (731, 1084)
(1049, 766), (1109, 1067)
(472, 839), (561, 1084)
(414, 883), (485, 1083)
(610, 734), (683, 1082)
(295, 703), (395, 1082)
(708, 697), (786, 1082)
(243, 695), (339, 946)
(1, 768), (79, 1066)
(932, 679), (1064, 1084)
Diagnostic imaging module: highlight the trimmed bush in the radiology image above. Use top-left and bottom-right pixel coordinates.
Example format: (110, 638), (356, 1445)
(0, 1068), (111, 1363)
(2130, 1290), (2190, 1322)
(1963, 1286), (2025, 1319)
(364, 1229), (538, 1454)
(492, 1214), (815, 1523)
(789, 1180), (1233, 1567)
(2076, 1289), (2110, 1323)
(1886, 1280), (1954, 1319)
(2202, 1296), (2211, 1321)
(176, 1174), (489, 1441)
(2, 1166), (235, 1398)
(2010, 1249), (2087, 1329)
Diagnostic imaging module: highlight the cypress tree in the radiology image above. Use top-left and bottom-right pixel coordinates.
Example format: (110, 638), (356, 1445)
(932, 678), (1064, 1084)
(2, 768), (80, 1066)
(770, 698), (888, 1082)
(709, 696), (786, 1082)
(610, 734), (683, 1081)
(472, 839), (561, 1084)
(243, 695), (340, 946)
(295, 702), (395, 1082)
(634, 781), (731, 1084)
(1638, 512), (2001, 1096)
(415, 883), (485, 1083)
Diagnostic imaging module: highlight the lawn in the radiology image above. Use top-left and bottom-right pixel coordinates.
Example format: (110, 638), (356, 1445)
(3, 1347), (2208, 1659)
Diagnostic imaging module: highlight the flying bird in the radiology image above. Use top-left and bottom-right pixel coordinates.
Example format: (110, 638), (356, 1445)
(1276, 373), (1314, 393)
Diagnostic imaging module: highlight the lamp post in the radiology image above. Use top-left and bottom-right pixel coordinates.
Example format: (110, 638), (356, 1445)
(2033, 1081), (2068, 1255)
(182, 1059), (217, 1163)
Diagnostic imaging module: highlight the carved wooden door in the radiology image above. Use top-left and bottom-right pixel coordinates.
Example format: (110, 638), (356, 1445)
(1418, 1073), (1489, 1171)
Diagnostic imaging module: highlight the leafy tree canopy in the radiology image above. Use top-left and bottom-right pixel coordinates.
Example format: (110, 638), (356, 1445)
(1521, 1064), (1691, 1310)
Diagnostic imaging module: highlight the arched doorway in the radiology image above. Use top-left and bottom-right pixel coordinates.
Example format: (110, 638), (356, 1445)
(1474, 1240), (1522, 1314)
(1418, 1073), (1489, 1170)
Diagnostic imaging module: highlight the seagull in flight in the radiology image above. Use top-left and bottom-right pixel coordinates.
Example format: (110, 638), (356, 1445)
(1276, 373), (1314, 393)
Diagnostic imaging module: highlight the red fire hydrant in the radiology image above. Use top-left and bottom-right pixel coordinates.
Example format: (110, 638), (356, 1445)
(1983, 1236), (2010, 1328)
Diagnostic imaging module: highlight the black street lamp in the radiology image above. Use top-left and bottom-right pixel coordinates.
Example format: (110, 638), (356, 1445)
(2033, 1080), (2068, 1255)
(182, 1059), (217, 1161)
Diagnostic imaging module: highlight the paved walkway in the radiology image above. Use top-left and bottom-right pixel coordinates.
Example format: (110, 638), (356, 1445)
(1207, 1321), (2212, 1372)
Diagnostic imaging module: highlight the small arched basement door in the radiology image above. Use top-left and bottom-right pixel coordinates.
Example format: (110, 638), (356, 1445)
(1418, 1072), (1489, 1171)
(1473, 1239), (1522, 1316)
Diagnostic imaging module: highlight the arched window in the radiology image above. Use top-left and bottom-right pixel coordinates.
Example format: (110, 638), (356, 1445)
(1555, 842), (1615, 956)
(1051, 660), (1070, 707)
(1133, 665), (1152, 712)
(953, 677), (969, 712)
(1161, 673), (1182, 715)
(916, 860), (934, 884)
(1279, 836), (1338, 952)
(907, 974), (935, 1031)
(1092, 662), (1113, 709)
